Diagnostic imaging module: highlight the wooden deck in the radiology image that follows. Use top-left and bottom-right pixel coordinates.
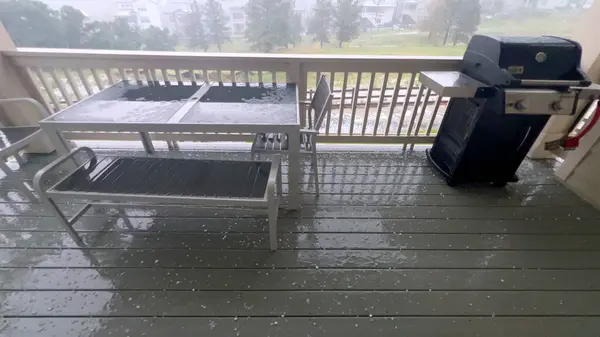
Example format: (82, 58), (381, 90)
(1, 149), (600, 336)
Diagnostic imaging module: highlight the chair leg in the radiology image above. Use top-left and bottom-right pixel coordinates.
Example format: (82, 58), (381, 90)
(311, 138), (320, 196)
(0, 160), (37, 202)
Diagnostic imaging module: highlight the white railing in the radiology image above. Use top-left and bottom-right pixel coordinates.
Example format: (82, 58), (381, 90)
(3, 48), (461, 145)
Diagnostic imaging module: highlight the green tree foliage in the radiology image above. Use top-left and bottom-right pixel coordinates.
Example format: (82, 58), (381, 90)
(289, 10), (303, 46)
(308, 0), (333, 48)
(1, 0), (177, 51)
(185, 0), (209, 51)
(421, 0), (481, 46)
(245, 0), (293, 52)
(60, 6), (86, 48)
(204, 0), (231, 52)
(142, 26), (178, 51)
(332, 0), (361, 47)
(0, 0), (65, 47)
(452, 0), (480, 45)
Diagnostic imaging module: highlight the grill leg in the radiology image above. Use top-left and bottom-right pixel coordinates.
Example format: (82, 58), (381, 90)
(0, 160), (38, 202)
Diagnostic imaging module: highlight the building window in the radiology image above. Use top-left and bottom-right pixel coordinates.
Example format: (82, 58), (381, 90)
(140, 16), (150, 23)
(232, 12), (244, 20)
(119, 3), (133, 9)
(138, 7), (147, 12)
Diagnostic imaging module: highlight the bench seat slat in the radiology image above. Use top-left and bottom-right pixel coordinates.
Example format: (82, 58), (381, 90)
(52, 157), (272, 199)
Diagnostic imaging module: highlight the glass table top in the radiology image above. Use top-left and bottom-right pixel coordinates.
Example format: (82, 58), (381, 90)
(51, 81), (202, 123)
(48, 82), (299, 126)
(180, 84), (298, 125)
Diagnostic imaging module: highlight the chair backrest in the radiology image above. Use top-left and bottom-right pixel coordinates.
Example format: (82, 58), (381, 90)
(309, 75), (333, 131)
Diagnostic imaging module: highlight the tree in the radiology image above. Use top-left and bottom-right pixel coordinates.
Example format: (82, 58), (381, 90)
(82, 21), (115, 49)
(142, 26), (178, 51)
(185, 0), (209, 51)
(59, 6), (86, 48)
(245, 0), (293, 52)
(452, 0), (480, 45)
(0, 0), (65, 48)
(332, 0), (361, 48)
(204, 0), (231, 52)
(111, 17), (144, 50)
(308, 0), (333, 48)
(420, 0), (481, 46)
(289, 10), (303, 46)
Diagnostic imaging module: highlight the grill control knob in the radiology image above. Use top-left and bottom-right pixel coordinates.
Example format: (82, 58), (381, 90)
(514, 99), (527, 111)
(551, 100), (563, 111)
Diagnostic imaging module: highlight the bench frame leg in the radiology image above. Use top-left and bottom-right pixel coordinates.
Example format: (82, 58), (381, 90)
(268, 164), (283, 251)
(0, 160), (38, 202)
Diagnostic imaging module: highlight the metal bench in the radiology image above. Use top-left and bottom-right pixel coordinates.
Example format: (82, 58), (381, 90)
(33, 147), (283, 250)
(0, 98), (50, 202)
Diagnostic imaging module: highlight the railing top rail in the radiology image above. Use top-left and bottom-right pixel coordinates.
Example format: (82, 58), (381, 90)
(5, 47), (463, 63)
(4, 48), (463, 73)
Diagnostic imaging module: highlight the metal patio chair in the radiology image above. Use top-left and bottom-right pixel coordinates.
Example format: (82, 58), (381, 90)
(0, 98), (50, 202)
(250, 75), (333, 196)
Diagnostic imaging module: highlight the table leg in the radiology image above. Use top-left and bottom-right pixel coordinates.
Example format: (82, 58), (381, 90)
(139, 132), (155, 154)
(287, 128), (301, 210)
(45, 130), (71, 156)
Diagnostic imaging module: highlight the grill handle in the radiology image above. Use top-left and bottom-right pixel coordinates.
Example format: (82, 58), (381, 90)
(518, 79), (591, 87)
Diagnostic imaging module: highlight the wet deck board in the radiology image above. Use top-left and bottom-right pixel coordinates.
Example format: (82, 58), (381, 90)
(1, 149), (600, 336)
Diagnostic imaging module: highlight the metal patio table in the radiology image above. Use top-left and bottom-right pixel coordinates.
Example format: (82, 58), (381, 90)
(38, 81), (302, 209)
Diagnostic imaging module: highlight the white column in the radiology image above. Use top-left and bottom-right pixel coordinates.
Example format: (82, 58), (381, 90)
(528, 1), (600, 159)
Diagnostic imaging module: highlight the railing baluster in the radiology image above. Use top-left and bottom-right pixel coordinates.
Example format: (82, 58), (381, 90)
(133, 69), (142, 83)
(396, 73), (417, 136)
(175, 69), (184, 84)
(90, 69), (105, 90)
(373, 72), (389, 136)
(325, 72), (335, 135)
(188, 69), (196, 85)
(337, 72), (348, 135)
(118, 69), (127, 81)
(361, 72), (376, 135)
(426, 95), (443, 135)
(258, 71), (263, 84)
(217, 70), (223, 83)
(230, 70), (237, 85)
(49, 69), (72, 106)
(315, 71), (321, 88)
(33, 67), (61, 111)
(410, 88), (432, 150)
(152, 69), (159, 83)
(76, 69), (93, 95)
(244, 71), (250, 85)
(63, 68), (83, 101)
(384, 73), (402, 135)
(271, 71), (277, 86)
(161, 69), (170, 85)
(349, 72), (362, 135)
(144, 69), (153, 84)
(104, 69), (115, 85)
(403, 84), (425, 151)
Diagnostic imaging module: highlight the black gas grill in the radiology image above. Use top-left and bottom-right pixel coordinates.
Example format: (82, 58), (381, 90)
(420, 35), (599, 186)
